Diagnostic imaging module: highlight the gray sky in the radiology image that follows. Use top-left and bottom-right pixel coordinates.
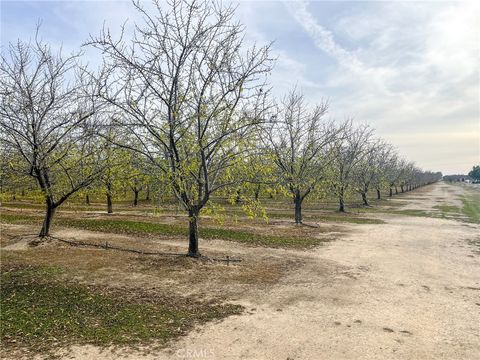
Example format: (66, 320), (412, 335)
(2, 0), (479, 174)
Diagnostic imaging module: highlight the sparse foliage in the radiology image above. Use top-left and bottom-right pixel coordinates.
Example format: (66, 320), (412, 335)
(0, 33), (104, 236)
(264, 89), (337, 223)
(87, 0), (273, 256)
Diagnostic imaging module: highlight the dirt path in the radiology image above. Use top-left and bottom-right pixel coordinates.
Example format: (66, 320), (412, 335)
(49, 183), (480, 359)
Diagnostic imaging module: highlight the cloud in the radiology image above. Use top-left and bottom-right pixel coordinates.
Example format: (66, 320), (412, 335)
(235, 1), (327, 98)
(282, 0), (479, 173)
(284, 0), (367, 74)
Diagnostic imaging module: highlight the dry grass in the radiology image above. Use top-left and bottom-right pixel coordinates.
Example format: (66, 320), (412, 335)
(0, 215), (309, 297)
(0, 223), (305, 358)
(0, 262), (243, 358)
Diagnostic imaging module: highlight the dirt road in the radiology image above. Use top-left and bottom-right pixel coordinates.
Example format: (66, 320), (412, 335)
(56, 183), (480, 359)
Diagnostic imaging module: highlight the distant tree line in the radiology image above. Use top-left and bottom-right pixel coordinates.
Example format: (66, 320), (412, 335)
(443, 166), (480, 183)
(0, 0), (442, 257)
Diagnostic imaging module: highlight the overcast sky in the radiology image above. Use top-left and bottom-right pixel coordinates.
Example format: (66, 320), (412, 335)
(1, 0), (479, 174)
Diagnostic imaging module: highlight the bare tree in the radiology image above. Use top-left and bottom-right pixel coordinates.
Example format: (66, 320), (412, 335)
(125, 150), (153, 206)
(101, 140), (117, 214)
(352, 138), (398, 206)
(352, 138), (384, 206)
(0, 34), (103, 237)
(398, 161), (415, 193)
(406, 166), (421, 191)
(371, 143), (395, 200)
(264, 89), (338, 224)
(385, 157), (407, 197)
(328, 123), (373, 212)
(87, 0), (272, 257)
(95, 125), (131, 214)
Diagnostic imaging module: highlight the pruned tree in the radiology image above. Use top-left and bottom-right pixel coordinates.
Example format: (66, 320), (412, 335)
(405, 165), (421, 191)
(352, 138), (387, 206)
(411, 169), (442, 188)
(398, 161), (415, 193)
(0, 33), (103, 237)
(88, 0), (272, 257)
(100, 138), (121, 214)
(370, 143), (395, 200)
(264, 89), (338, 224)
(126, 150), (153, 206)
(328, 123), (373, 212)
(384, 155), (403, 197)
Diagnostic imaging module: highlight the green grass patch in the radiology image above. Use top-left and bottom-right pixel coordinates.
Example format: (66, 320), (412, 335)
(391, 209), (435, 218)
(311, 213), (384, 224)
(0, 212), (327, 249)
(0, 264), (242, 355)
(4, 201), (384, 225)
(460, 196), (480, 224)
(2, 202), (147, 213)
(433, 204), (462, 219)
(249, 211), (383, 224)
(1, 202), (45, 210)
(199, 227), (325, 247)
(386, 202), (479, 224)
(433, 204), (461, 214)
(1, 212), (43, 223)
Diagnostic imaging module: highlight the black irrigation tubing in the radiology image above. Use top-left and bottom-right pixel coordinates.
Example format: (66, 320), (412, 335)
(48, 236), (242, 264)
(298, 222), (320, 228)
(7, 233), (39, 240)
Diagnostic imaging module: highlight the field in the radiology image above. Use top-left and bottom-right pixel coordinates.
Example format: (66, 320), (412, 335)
(1, 182), (479, 359)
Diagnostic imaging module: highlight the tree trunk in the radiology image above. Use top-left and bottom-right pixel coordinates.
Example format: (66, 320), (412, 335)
(187, 209), (200, 257)
(395, 186), (398, 194)
(338, 187), (345, 212)
(361, 192), (369, 206)
(389, 187), (393, 197)
(401, 185), (404, 193)
(106, 193), (113, 214)
(235, 189), (241, 204)
(254, 185), (261, 201)
(106, 181), (113, 213)
(85, 194), (90, 205)
(294, 191), (302, 224)
(133, 190), (139, 206)
(376, 188), (381, 200)
(145, 185), (150, 201)
(39, 200), (56, 237)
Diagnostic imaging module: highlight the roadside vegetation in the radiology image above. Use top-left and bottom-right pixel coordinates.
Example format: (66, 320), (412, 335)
(374, 182), (480, 224)
(460, 191), (480, 224)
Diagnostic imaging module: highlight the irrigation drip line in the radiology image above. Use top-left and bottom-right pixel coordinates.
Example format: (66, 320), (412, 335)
(48, 236), (242, 264)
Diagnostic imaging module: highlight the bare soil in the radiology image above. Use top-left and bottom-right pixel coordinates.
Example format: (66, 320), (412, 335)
(2, 182), (479, 359)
